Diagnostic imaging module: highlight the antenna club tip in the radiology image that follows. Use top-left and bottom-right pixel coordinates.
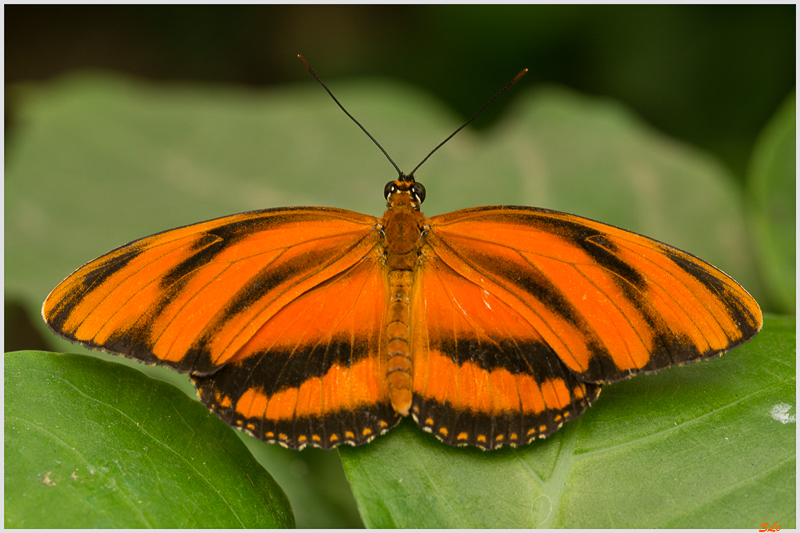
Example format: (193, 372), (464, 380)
(513, 69), (529, 82)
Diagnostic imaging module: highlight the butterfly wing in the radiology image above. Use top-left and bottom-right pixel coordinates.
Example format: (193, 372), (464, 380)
(410, 254), (602, 449)
(43, 207), (400, 449)
(410, 205), (762, 449)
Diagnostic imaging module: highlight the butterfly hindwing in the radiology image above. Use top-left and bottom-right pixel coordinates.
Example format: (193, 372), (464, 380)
(410, 251), (602, 449)
(43, 206), (401, 449)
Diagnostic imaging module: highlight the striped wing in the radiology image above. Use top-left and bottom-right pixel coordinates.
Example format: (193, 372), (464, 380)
(43, 207), (400, 449)
(410, 205), (762, 449)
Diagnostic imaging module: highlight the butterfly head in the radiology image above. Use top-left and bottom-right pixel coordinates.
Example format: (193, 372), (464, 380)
(384, 173), (426, 210)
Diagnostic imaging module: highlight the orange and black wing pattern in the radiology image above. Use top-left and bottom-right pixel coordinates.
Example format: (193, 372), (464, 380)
(43, 207), (401, 449)
(43, 201), (762, 451)
(409, 206), (762, 449)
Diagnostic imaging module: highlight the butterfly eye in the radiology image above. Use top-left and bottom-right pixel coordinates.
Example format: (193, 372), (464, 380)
(384, 182), (396, 200)
(411, 183), (426, 204)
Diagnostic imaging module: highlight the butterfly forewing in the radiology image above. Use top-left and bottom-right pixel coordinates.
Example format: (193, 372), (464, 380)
(423, 206), (762, 384)
(43, 206), (403, 449)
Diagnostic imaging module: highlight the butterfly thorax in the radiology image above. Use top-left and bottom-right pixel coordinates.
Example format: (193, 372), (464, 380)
(381, 175), (427, 416)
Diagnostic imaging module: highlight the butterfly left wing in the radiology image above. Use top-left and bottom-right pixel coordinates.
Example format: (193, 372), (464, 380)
(43, 207), (400, 449)
(409, 205), (762, 449)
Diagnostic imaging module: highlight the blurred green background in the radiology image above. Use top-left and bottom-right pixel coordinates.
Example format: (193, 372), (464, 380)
(7, 4), (794, 176)
(5, 5), (795, 528)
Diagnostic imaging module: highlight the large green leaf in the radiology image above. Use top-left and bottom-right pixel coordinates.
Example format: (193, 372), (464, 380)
(6, 74), (780, 527)
(748, 92), (796, 314)
(341, 315), (795, 528)
(4, 351), (294, 528)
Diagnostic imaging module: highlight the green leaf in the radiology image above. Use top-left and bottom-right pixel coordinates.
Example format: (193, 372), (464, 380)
(4, 352), (294, 528)
(748, 92), (796, 314)
(341, 315), (795, 528)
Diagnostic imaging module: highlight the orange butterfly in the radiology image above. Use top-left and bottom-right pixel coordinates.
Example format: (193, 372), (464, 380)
(42, 59), (762, 451)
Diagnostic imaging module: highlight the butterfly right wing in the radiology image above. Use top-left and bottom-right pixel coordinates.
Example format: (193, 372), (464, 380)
(407, 205), (761, 449)
(43, 206), (400, 449)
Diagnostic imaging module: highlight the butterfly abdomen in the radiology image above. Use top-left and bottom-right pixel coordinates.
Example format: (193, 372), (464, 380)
(386, 269), (413, 415)
(382, 206), (425, 416)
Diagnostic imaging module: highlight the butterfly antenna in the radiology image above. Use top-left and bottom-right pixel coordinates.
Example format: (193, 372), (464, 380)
(298, 54), (403, 177)
(409, 68), (528, 178)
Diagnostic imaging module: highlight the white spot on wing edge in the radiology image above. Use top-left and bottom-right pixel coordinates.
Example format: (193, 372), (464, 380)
(770, 403), (796, 424)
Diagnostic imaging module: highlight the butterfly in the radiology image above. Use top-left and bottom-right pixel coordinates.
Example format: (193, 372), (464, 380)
(42, 59), (762, 451)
